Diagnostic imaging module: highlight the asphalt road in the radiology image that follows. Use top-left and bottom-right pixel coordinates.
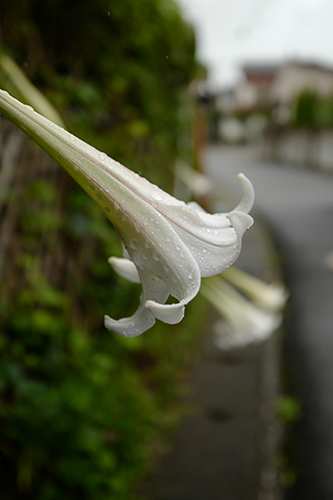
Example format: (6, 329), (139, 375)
(204, 145), (333, 500)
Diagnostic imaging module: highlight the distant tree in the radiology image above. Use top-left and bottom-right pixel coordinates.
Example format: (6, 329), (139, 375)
(293, 89), (319, 127)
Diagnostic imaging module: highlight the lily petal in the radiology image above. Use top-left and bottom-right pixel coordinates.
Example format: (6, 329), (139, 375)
(109, 255), (188, 323)
(108, 256), (140, 284)
(145, 300), (185, 324)
(108, 255), (192, 324)
(163, 208), (253, 276)
(234, 173), (255, 213)
(105, 270), (169, 337)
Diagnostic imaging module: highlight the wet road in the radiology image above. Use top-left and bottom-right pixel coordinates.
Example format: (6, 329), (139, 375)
(205, 145), (333, 500)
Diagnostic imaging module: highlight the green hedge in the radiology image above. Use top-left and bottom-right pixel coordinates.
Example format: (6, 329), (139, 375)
(0, 1), (207, 498)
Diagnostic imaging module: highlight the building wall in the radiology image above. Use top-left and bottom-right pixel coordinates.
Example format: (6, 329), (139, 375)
(263, 128), (333, 172)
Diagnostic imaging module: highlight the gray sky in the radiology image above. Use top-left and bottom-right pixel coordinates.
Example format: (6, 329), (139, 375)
(177, 0), (333, 90)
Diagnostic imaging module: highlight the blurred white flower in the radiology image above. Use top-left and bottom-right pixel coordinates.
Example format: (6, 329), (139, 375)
(201, 276), (282, 350)
(222, 266), (288, 311)
(174, 160), (213, 198)
(0, 90), (254, 337)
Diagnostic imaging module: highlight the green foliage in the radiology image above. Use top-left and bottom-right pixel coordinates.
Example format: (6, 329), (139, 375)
(315, 93), (333, 127)
(0, 170), (208, 499)
(289, 89), (333, 128)
(0, 1), (204, 498)
(0, 0), (197, 190)
(292, 89), (333, 128)
(293, 90), (320, 127)
(275, 395), (302, 423)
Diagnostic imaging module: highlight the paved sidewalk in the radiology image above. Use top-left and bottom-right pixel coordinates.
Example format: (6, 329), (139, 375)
(147, 214), (284, 500)
(205, 145), (333, 500)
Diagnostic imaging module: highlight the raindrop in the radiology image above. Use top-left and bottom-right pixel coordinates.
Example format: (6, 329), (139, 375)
(130, 240), (137, 249)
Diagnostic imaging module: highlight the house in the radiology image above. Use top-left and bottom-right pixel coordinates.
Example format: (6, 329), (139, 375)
(233, 60), (333, 112)
(270, 61), (333, 105)
(233, 64), (279, 111)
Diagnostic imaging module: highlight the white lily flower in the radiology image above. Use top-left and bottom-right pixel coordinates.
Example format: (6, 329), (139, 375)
(222, 266), (288, 311)
(201, 277), (281, 350)
(0, 90), (254, 337)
